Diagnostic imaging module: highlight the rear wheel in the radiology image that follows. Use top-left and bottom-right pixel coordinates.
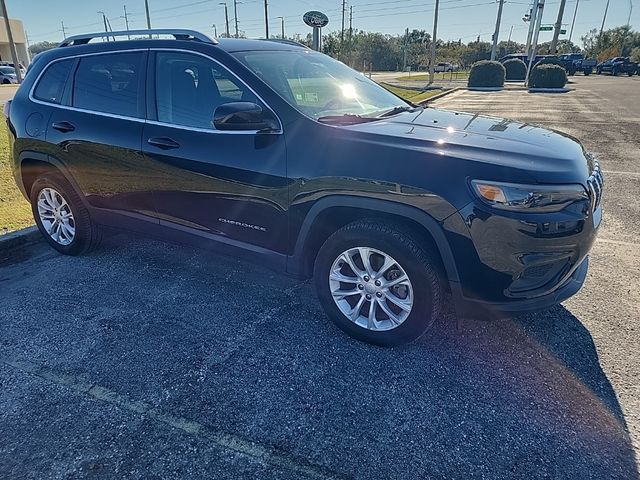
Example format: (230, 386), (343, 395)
(30, 173), (102, 255)
(314, 220), (444, 346)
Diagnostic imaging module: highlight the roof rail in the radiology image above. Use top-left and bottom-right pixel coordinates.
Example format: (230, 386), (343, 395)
(58, 29), (217, 47)
(260, 38), (308, 49)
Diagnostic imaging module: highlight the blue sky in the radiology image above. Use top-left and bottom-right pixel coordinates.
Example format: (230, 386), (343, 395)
(12, 0), (639, 47)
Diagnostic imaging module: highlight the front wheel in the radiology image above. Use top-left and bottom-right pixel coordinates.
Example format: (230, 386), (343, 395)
(314, 220), (444, 346)
(30, 173), (102, 255)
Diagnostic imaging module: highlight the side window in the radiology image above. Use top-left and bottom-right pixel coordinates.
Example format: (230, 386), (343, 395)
(155, 51), (259, 129)
(72, 52), (145, 118)
(33, 59), (74, 105)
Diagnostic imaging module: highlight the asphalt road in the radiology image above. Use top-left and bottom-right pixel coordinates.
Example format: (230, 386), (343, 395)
(1, 75), (639, 479)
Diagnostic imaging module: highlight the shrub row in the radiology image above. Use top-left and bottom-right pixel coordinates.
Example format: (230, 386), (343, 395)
(467, 60), (567, 88)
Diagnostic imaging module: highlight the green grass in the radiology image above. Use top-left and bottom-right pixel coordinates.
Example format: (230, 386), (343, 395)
(395, 71), (470, 82)
(381, 84), (441, 103)
(0, 126), (32, 235)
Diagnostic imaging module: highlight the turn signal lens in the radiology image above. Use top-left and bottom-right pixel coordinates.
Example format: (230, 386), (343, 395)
(474, 183), (507, 203)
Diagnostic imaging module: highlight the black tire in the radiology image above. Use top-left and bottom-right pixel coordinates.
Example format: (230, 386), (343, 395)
(584, 70), (591, 76)
(30, 173), (102, 255)
(596, 68), (601, 75)
(314, 220), (444, 346)
(612, 68), (618, 76)
(628, 71), (634, 77)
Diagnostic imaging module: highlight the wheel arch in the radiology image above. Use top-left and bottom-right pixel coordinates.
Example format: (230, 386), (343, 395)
(19, 152), (89, 207)
(288, 196), (460, 284)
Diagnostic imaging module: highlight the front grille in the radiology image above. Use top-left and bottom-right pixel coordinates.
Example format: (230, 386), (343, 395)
(587, 160), (604, 213)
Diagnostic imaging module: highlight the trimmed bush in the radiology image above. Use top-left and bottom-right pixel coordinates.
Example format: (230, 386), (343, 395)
(534, 56), (563, 67)
(503, 58), (527, 81)
(468, 60), (505, 88)
(528, 63), (567, 89)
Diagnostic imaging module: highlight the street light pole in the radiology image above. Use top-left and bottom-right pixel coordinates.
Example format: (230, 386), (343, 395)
(233, 0), (239, 38)
(550, 0), (567, 54)
(0, 0), (22, 83)
(599, 0), (610, 41)
(144, 0), (152, 38)
(568, 0), (579, 43)
(263, 0), (268, 39)
(428, 0), (440, 85)
(220, 3), (230, 38)
(490, 0), (505, 61)
(123, 5), (131, 40)
(525, 0), (546, 86)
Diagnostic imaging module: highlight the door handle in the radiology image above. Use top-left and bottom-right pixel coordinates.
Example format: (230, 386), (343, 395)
(51, 121), (75, 133)
(147, 137), (180, 150)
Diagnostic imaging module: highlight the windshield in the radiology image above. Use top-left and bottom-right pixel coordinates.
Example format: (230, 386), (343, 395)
(233, 50), (410, 121)
(0, 67), (15, 75)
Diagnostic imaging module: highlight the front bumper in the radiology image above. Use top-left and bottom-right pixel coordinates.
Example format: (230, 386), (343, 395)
(451, 256), (589, 317)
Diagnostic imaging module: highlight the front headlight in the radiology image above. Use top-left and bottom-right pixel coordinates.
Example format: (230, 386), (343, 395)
(471, 180), (588, 212)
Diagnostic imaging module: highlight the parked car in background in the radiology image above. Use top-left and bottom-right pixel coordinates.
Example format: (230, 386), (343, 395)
(0, 61), (26, 77)
(0, 66), (18, 84)
(6, 29), (603, 346)
(596, 57), (638, 76)
(434, 62), (453, 72)
(558, 53), (596, 75)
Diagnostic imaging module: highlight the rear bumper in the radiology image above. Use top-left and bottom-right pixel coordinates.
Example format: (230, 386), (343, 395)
(451, 256), (588, 317)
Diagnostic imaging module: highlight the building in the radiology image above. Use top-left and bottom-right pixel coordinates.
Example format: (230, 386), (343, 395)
(0, 17), (29, 67)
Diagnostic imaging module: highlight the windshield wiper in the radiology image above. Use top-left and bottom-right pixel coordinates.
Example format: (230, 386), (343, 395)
(377, 105), (421, 118)
(317, 114), (381, 125)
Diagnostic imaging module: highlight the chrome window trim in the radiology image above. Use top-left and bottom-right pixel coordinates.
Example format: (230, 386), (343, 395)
(28, 47), (283, 135)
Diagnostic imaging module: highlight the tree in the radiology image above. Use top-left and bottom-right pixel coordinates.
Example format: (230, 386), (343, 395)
(29, 41), (57, 56)
(631, 47), (640, 63)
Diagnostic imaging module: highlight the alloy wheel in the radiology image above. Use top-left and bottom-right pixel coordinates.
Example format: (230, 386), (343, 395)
(329, 247), (414, 331)
(37, 187), (76, 246)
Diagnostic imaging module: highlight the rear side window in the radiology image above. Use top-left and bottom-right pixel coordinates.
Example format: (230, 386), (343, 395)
(33, 59), (74, 104)
(72, 52), (145, 118)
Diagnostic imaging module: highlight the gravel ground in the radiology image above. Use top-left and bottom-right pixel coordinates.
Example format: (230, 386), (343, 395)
(1, 75), (638, 479)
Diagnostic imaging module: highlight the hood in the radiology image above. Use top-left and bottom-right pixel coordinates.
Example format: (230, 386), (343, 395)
(348, 107), (593, 184)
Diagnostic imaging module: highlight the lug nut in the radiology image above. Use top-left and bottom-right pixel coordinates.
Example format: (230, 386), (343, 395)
(365, 294), (372, 300)
(363, 275), (370, 282)
(357, 284), (364, 290)
(374, 280), (381, 287)
(376, 292), (383, 298)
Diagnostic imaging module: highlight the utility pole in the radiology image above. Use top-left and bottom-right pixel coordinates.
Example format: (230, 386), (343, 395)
(508, 25), (514, 43)
(490, 0), (505, 61)
(263, 0), (268, 38)
(277, 16), (284, 39)
(25, 30), (32, 62)
(233, 0), (239, 38)
(428, 0), (439, 85)
(568, 0), (579, 43)
(524, 6), (537, 58)
(341, 0), (346, 49)
(144, 0), (152, 38)
(123, 5), (131, 39)
(61, 20), (67, 39)
(0, 0), (22, 82)
(403, 27), (409, 72)
(220, 3), (230, 37)
(550, 0), (567, 54)
(349, 6), (353, 44)
(525, 0), (545, 86)
(599, 0), (610, 42)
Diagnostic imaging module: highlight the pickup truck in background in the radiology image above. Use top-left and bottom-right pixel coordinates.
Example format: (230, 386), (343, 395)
(558, 53), (596, 75)
(596, 57), (638, 76)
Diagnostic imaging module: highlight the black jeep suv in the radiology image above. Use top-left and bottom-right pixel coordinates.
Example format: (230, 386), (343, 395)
(7, 30), (603, 345)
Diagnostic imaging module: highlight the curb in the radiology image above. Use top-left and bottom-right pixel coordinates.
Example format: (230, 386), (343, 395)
(0, 226), (40, 252)
(418, 87), (462, 104)
(528, 87), (572, 93)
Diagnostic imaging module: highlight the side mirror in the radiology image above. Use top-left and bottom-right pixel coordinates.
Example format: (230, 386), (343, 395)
(213, 102), (278, 132)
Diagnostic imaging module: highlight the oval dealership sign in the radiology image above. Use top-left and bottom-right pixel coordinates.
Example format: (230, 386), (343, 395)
(303, 11), (329, 28)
